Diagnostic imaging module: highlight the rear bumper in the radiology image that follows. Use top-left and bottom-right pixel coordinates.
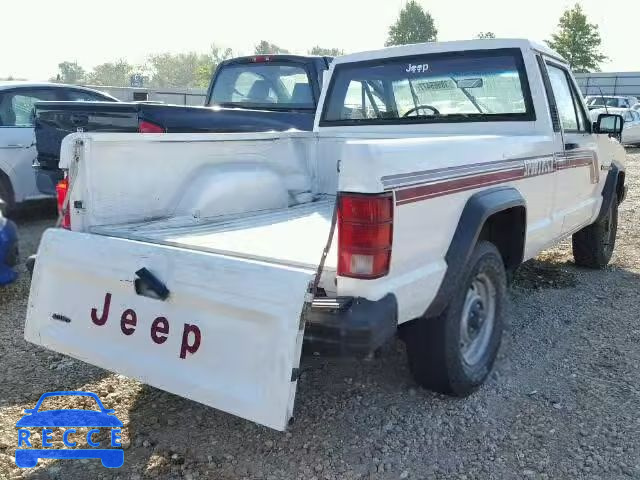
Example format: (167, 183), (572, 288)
(0, 218), (18, 285)
(303, 294), (398, 357)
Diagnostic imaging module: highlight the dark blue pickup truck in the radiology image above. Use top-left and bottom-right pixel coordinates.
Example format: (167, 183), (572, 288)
(34, 55), (332, 194)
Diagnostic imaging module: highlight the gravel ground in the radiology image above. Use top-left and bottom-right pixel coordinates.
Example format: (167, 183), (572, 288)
(1, 150), (639, 480)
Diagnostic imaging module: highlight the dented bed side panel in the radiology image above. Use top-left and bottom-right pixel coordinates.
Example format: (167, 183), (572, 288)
(60, 131), (319, 232)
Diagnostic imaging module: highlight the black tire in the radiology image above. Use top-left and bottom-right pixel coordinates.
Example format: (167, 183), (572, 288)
(0, 173), (15, 214)
(402, 241), (506, 397)
(572, 200), (618, 269)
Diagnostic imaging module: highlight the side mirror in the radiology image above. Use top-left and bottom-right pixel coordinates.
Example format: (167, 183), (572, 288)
(594, 113), (624, 136)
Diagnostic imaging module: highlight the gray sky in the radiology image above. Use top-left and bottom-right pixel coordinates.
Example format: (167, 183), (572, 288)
(3, 0), (637, 80)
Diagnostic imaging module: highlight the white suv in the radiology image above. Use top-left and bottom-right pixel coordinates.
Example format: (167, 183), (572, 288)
(0, 82), (116, 211)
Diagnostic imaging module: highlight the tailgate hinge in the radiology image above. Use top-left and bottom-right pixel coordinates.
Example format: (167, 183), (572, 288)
(299, 281), (315, 330)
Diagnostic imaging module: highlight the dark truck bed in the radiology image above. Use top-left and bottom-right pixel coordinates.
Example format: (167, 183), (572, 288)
(34, 55), (331, 195)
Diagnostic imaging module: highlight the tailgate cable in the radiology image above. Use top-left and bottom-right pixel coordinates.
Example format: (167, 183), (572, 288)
(56, 139), (82, 228)
(299, 196), (338, 333)
(311, 195), (338, 298)
(293, 196), (338, 385)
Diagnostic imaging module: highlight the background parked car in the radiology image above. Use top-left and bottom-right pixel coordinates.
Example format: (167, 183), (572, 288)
(585, 95), (639, 110)
(0, 82), (117, 212)
(590, 107), (640, 145)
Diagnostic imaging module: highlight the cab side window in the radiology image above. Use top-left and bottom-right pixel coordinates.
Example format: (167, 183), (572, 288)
(546, 64), (589, 132)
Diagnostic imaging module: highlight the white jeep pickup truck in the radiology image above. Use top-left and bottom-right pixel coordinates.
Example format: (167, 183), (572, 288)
(25, 39), (627, 430)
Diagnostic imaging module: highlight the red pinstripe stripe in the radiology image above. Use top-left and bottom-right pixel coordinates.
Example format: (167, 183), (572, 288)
(394, 152), (596, 205)
(557, 157), (592, 170)
(396, 168), (525, 205)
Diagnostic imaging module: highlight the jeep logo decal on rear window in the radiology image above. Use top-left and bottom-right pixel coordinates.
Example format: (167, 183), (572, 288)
(406, 63), (429, 73)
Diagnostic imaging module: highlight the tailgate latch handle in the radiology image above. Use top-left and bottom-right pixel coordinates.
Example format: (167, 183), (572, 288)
(134, 268), (170, 301)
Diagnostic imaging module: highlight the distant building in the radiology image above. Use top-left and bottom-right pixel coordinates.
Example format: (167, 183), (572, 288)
(83, 85), (207, 106)
(575, 72), (640, 99)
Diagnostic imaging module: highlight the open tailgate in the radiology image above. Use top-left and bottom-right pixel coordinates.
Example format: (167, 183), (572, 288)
(25, 228), (318, 430)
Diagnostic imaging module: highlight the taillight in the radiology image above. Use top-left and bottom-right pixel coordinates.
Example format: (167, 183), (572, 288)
(56, 177), (71, 230)
(138, 120), (165, 133)
(337, 193), (393, 279)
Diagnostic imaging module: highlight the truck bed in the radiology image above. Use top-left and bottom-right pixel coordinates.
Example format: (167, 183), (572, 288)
(90, 198), (337, 272)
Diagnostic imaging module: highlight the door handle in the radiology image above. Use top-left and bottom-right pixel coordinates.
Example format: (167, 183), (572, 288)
(564, 142), (579, 151)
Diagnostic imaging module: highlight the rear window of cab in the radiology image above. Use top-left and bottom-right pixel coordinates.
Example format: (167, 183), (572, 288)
(320, 48), (535, 126)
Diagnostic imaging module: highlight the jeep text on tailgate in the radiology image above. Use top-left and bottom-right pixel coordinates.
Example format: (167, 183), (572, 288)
(26, 39), (627, 430)
(90, 292), (201, 359)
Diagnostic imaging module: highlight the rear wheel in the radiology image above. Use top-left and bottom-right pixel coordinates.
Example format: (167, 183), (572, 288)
(0, 173), (15, 214)
(572, 200), (618, 268)
(403, 241), (506, 396)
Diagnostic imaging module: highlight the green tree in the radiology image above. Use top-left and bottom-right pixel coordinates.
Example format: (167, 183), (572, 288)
(53, 61), (86, 84)
(254, 40), (289, 55)
(476, 32), (496, 39)
(308, 46), (344, 56)
(146, 52), (207, 88)
(546, 4), (606, 73)
(385, 0), (437, 46)
(86, 60), (134, 87)
(147, 44), (235, 89)
(194, 44), (235, 88)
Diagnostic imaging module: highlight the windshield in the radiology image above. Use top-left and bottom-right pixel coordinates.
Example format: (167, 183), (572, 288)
(321, 49), (534, 125)
(210, 63), (315, 110)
